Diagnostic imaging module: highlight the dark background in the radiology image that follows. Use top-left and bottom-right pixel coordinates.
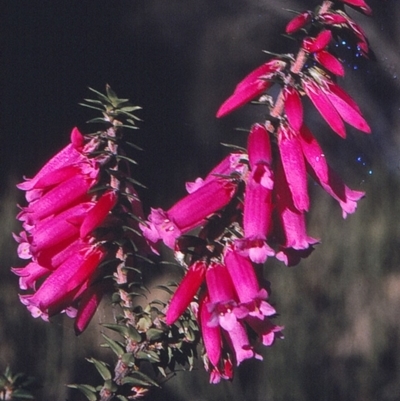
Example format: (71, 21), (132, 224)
(2, 1), (400, 400)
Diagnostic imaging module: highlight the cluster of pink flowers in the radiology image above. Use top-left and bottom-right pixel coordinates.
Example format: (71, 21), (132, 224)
(13, 127), (145, 334)
(140, 0), (371, 383)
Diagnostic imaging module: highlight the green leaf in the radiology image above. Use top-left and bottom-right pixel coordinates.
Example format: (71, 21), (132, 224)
(78, 102), (105, 112)
(9, 389), (35, 399)
(103, 323), (129, 337)
(220, 142), (246, 151)
(88, 87), (114, 106)
(67, 384), (97, 401)
(146, 328), (165, 342)
(124, 176), (147, 189)
(127, 325), (142, 342)
(120, 105), (142, 112)
(124, 141), (143, 151)
(135, 350), (160, 363)
(101, 334), (125, 357)
(86, 117), (110, 124)
(103, 379), (118, 392)
(86, 358), (112, 381)
(116, 154), (138, 165)
(121, 353), (136, 367)
(119, 124), (139, 130)
(121, 371), (160, 388)
(116, 396), (129, 401)
(122, 225), (141, 236)
(154, 285), (175, 295)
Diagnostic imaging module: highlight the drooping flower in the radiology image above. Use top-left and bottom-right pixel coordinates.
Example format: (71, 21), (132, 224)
(285, 11), (313, 34)
(319, 11), (370, 56)
(13, 126), (143, 333)
(273, 154), (319, 266)
(303, 69), (371, 137)
(224, 246), (276, 320)
(302, 30), (345, 77)
(165, 260), (207, 325)
(284, 86), (303, 133)
(216, 59), (287, 118)
(141, 167), (237, 249)
(338, 0), (372, 15)
(236, 124), (274, 263)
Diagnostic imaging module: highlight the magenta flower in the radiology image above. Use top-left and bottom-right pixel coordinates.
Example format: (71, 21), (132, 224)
(246, 316), (284, 347)
(206, 261), (242, 331)
(237, 124), (274, 263)
(19, 244), (106, 322)
(285, 11), (312, 34)
(13, 127), (131, 333)
(199, 294), (223, 369)
(224, 246), (276, 320)
(165, 260), (207, 325)
(216, 59), (286, 118)
(303, 71), (371, 137)
(141, 174), (237, 249)
(284, 86), (303, 133)
(277, 124), (309, 213)
(322, 11), (369, 56)
(339, 0), (372, 15)
(273, 155), (319, 265)
(302, 30), (345, 76)
(186, 153), (244, 193)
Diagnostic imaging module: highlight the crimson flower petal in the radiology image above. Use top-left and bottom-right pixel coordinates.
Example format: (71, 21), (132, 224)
(199, 294), (222, 367)
(278, 127), (309, 212)
(284, 87), (303, 132)
(323, 83), (371, 133)
(165, 260), (207, 325)
(315, 50), (345, 76)
(285, 11), (312, 34)
(74, 281), (108, 335)
(80, 191), (117, 238)
(305, 30), (332, 53)
(216, 59), (286, 118)
(339, 0), (372, 15)
(298, 126), (329, 184)
(303, 78), (346, 138)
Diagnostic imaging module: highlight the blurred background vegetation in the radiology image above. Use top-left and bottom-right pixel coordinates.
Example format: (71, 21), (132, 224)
(2, 0), (400, 400)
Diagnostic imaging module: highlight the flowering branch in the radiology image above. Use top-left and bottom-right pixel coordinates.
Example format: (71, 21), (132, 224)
(139, 0), (373, 385)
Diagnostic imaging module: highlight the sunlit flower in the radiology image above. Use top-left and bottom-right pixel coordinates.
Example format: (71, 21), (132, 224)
(165, 260), (207, 325)
(141, 168), (237, 249)
(302, 30), (345, 76)
(285, 11), (313, 34)
(303, 69), (371, 137)
(216, 59), (287, 117)
(13, 126), (141, 333)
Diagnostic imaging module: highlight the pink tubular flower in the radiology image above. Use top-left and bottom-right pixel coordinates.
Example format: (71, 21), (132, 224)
(13, 127), (124, 332)
(298, 125), (365, 218)
(216, 59), (287, 118)
(206, 261), (242, 331)
(165, 260), (207, 325)
(224, 247), (276, 320)
(186, 153), (244, 194)
(284, 86), (303, 133)
(339, 0), (372, 15)
(141, 176), (237, 249)
(274, 156), (319, 266)
(199, 294), (223, 368)
(277, 124), (309, 213)
(285, 11), (312, 34)
(302, 30), (345, 77)
(237, 124), (274, 263)
(20, 245), (106, 320)
(319, 11), (369, 57)
(303, 71), (371, 138)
